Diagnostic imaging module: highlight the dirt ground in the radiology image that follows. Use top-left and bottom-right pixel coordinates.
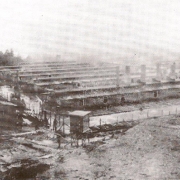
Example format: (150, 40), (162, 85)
(1, 114), (180, 180)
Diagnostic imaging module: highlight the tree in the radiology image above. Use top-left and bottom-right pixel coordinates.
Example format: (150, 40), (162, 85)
(0, 49), (23, 66)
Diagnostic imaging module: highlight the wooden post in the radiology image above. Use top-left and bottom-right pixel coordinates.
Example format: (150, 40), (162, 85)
(58, 114), (60, 127)
(54, 113), (57, 132)
(43, 111), (48, 124)
(161, 110), (163, 116)
(71, 134), (73, 146)
(147, 111), (149, 118)
(88, 116), (90, 128)
(100, 118), (101, 127)
(83, 99), (84, 106)
(50, 111), (51, 128)
(77, 137), (79, 147)
(63, 115), (65, 134)
(132, 114), (133, 120)
(176, 108), (178, 115)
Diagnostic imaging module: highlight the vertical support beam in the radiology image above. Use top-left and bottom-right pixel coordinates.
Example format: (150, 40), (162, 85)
(50, 111), (51, 128)
(71, 134), (73, 146)
(83, 90), (86, 107)
(82, 99), (84, 106)
(58, 114), (60, 127)
(44, 110), (46, 121)
(63, 115), (65, 134)
(88, 115), (90, 128)
(54, 113), (57, 131)
(77, 138), (79, 147)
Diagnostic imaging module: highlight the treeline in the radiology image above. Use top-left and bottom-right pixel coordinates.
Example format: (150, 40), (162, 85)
(0, 49), (23, 66)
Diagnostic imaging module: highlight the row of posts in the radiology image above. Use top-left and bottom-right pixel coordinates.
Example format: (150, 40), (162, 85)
(98, 108), (179, 125)
(134, 108), (179, 120)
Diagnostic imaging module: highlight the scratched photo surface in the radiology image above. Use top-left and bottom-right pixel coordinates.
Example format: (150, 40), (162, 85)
(0, 0), (180, 180)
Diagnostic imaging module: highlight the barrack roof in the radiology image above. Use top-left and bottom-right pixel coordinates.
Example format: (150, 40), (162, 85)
(69, 110), (91, 117)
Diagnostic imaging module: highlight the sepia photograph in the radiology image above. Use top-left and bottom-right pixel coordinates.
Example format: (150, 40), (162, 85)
(0, 0), (180, 179)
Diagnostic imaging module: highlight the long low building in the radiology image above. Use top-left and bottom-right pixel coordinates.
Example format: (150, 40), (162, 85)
(0, 60), (180, 111)
(56, 81), (180, 108)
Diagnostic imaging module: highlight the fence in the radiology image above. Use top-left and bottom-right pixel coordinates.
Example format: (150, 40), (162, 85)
(90, 104), (180, 127)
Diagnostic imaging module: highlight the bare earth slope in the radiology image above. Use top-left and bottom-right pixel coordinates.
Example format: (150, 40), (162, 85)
(1, 115), (180, 179)
(86, 116), (180, 180)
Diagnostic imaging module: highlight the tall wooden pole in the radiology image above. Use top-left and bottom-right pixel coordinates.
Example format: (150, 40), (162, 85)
(63, 115), (65, 134)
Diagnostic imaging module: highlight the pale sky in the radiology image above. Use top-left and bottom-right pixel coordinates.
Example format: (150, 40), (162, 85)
(0, 0), (180, 59)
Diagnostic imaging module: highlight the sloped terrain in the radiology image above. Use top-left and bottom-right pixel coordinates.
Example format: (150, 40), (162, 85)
(1, 115), (180, 179)
(86, 116), (180, 179)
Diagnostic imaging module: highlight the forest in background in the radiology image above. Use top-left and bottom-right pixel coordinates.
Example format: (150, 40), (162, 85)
(0, 49), (23, 66)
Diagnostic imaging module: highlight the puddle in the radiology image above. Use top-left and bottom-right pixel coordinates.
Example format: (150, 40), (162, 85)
(2, 159), (50, 180)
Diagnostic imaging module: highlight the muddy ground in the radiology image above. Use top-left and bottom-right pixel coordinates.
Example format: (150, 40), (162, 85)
(1, 114), (180, 180)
